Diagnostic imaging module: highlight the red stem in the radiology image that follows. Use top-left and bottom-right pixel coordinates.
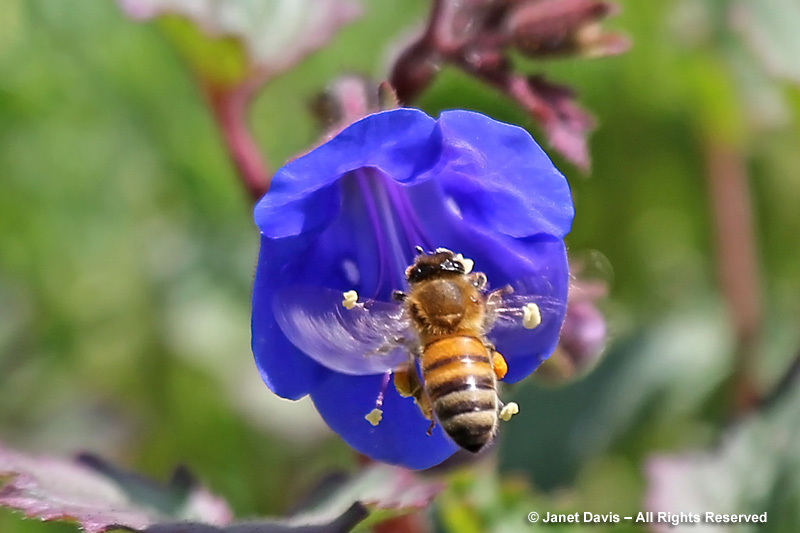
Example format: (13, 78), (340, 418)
(357, 453), (433, 533)
(705, 140), (763, 413)
(205, 85), (270, 201)
(373, 512), (433, 533)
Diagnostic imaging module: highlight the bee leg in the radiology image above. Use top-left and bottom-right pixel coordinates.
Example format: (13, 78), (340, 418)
(412, 387), (435, 435)
(393, 365), (418, 398)
(485, 285), (514, 319)
(392, 290), (407, 302)
(394, 366), (435, 432)
(367, 337), (417, 359)
(468, 272), (487, 289)
(487, 284), (513, 300)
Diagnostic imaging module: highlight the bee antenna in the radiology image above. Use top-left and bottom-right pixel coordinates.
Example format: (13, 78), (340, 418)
(415, 245), (424, 255)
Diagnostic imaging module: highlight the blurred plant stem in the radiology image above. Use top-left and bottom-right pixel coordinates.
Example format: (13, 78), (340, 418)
(355, 454), (433, 533)
(759, 348), (800, 411)
(705, 140), (763, 414)
(373, 512), (432, 533)
(390, 0), (627, 170)
(205, 84), (270, 201)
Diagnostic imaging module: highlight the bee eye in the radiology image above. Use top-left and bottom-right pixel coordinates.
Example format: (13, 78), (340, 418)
(441, 259), (465, 274)
(450, 260), (465, 273)
(409, 264), (434, 282)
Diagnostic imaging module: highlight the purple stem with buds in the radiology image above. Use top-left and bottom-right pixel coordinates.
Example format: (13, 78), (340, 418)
(390, 0), (628, 170)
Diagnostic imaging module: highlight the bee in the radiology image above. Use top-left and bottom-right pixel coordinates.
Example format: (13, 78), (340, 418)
(273, 247), (560, 453)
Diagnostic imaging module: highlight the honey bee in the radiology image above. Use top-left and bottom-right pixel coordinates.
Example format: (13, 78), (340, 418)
(273, 247), (561, 453)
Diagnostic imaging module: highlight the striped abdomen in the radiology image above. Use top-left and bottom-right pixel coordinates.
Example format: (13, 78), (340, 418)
(421, 336), (498, 453)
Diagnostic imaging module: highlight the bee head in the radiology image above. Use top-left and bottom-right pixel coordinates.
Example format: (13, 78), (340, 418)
(405, 248), (466, 284)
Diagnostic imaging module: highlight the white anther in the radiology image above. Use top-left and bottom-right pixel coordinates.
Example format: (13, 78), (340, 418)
(342, 290), (358, 310)
(499, 402), (519, 422)
(453, 253), (474, 274)
(522, 303), (542, 329)
(365, 408), (383, 426)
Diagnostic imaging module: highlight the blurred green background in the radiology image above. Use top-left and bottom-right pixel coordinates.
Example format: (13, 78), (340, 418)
(1, 1), (799, 532)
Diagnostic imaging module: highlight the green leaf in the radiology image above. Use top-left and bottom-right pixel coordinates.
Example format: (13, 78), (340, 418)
(158, 15), (249, 87)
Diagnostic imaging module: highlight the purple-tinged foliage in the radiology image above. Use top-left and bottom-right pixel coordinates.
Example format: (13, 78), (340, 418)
(0, 443), (440, 532)
(251, 108), (574, 468)
(0, 444), (231, 533)
(506, 0), (629, 59)
(114, 503), (366, 533)
(390, 0), (629, 170)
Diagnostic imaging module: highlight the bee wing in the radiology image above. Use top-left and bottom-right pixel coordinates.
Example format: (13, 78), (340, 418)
(484, 278), (568, 356)
(272, 286), (416, 376)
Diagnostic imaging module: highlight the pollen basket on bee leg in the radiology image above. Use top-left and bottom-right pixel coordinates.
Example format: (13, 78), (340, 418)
(491, 350), (508, 380)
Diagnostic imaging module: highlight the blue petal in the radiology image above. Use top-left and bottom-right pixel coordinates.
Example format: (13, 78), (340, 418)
(252, 235), (330, 400)
(253, 172), (409, 399)
(254, 109), (439, 238)
(423, 110), (574, 239)
(310, 372), (459, 469)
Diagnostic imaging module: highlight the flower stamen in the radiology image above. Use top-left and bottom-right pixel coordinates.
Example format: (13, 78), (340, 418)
(342, 290), (359, 310)
(454, 253), (474, 274)
(499, 402), (520, 422)
(365, 371), (392, 426)
(522, 302), (542, 329)
(365, 408), (383, 426)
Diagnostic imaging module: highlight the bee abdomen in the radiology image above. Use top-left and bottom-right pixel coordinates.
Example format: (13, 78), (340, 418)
(422, 336), (498, 453)
(435, 389), (498, 452)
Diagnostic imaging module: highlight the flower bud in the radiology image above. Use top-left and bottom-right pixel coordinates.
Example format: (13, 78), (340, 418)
(504, 0), (628, 59)
(535, 255), (609, 384)
(310, 75), (378, 130)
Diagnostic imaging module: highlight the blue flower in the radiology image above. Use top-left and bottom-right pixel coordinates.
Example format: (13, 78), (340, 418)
(252, 108), (573, 469)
